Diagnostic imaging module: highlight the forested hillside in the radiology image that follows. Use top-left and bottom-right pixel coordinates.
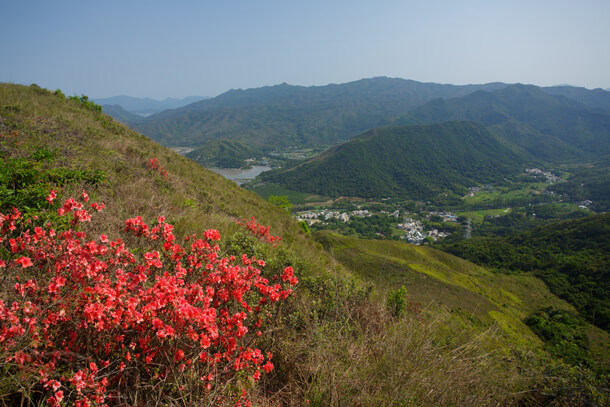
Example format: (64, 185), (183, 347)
(260, 121), (526, 199)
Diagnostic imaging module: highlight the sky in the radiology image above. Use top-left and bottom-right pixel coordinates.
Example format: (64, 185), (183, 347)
(2, 0), (609, 99)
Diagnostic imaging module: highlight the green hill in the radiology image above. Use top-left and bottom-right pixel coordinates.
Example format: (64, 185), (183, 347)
(185, 139), (263, 168)
(130, 77), (508, 148)
(260, 121), (526, 200)
(1, 83), (607, 406)
(394, 84), (610, 161)
(442, 213), (610, 332)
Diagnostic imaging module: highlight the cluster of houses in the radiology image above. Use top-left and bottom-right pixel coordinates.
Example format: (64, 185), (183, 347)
(398, 217), (451, 244)
(296, 209), (373, 224)
(525, 168), (562, 184)
(579, 200), (593, 209)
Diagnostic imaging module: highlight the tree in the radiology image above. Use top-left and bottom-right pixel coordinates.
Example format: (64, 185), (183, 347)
(268, 195), (293, 211)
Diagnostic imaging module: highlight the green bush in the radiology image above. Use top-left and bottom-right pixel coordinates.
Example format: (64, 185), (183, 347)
(387, 285), (409, 318)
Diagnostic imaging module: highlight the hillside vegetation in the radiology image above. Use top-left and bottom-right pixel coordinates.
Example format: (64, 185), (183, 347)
(442, 213), (610, 332)
(315, 231), (610, 367)
(100, 104), (145, 125)
(1, 83), (608, 406)
(261, 121), (526, 200)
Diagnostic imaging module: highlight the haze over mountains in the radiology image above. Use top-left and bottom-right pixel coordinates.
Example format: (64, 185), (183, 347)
(96, 95), (208, 115)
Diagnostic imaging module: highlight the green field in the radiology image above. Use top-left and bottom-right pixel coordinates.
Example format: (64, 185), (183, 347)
(462, 182), (552, 206)
(457, 208), (512, 224)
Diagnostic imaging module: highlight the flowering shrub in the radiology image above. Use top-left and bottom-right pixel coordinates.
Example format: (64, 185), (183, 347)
(147, 158), (168, 179)
(0, 191), (297, 405)
(235, 217), (282, 246)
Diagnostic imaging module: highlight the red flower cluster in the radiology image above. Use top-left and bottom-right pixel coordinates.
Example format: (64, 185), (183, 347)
(0, 192), (297, 405)
(147, 158), (168, 179)
(235, 217), (282, 246)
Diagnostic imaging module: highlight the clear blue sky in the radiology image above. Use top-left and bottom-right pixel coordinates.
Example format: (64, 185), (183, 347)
(2, 0), (608, 99)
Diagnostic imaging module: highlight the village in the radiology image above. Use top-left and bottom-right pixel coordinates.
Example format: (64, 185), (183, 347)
(525, 168), (562, 183)
(296, 208), (456, 244)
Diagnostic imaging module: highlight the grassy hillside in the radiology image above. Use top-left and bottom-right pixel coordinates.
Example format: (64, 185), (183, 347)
(1, 83), (607, 406)
(260, 121), (526, 200)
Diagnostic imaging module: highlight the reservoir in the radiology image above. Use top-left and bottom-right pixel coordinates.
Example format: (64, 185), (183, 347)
(208, 166), (271, 185)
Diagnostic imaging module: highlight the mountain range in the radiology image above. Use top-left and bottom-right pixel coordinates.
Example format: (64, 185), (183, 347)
(127, 77), (509, 148)
(100, 78), (610, 154)
(94, 78), (610, 204)
(254, 84), (610, 200)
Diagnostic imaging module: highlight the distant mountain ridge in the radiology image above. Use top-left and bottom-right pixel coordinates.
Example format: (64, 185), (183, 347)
(101, 104), (145, 125)
(95, 95), (209, 115)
